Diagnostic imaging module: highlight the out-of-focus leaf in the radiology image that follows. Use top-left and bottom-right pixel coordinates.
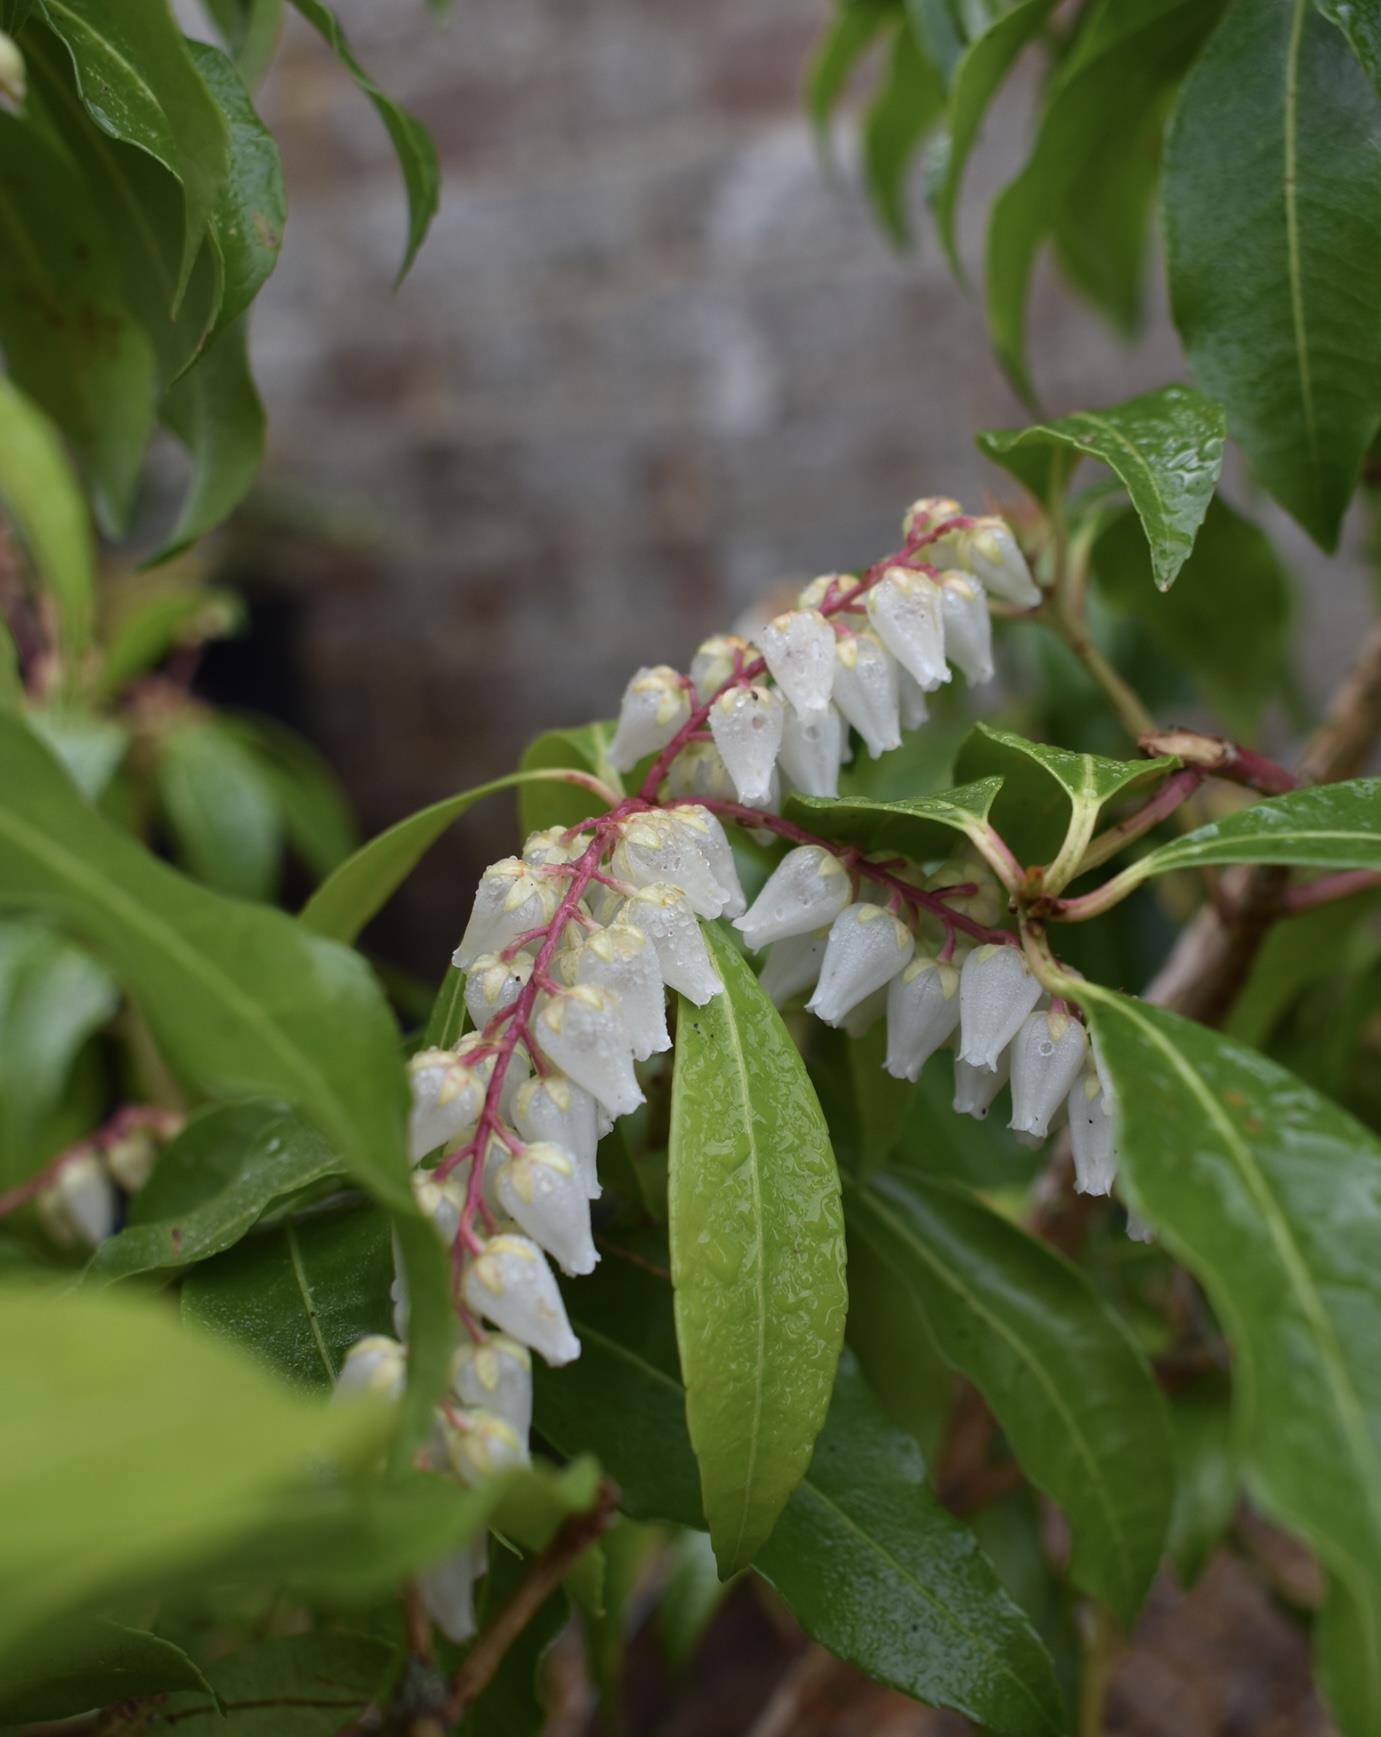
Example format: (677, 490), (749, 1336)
(1124, 780), (1381, 883)
(863, 17), (945, 244)
(0, 624), (18, 711)
(155, 1633), (396, 1735)
(0, 1621), (214, 1725)
(0, 375), (96, 664)
(1228, 890), (1381, 1053)
(201, 0), (283, 88)
(96, 587), (245, 703)
(806, 0), (895, 145)
(656, 1529), (726, 1672)
(23, 709), (128, 800)
(517, 720), (621, 835)
(156, 712), (282, 900)
(154, 319), (265, 565)
(223, 713), (357, 881)
(1167, 1381), (1238, 1586)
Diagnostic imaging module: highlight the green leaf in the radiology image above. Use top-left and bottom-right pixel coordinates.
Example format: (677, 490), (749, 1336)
(0, 114), (157, 535)
(1167, 1381), (1238, 1587)
(156, 1632), (397, 1735)
(0, 916), (117, 1190)
(668, 924), (847, 1574)
(202, 0), (284, 88)
(1163, 0), (1381, 548)
(0, 622), (18, 711)
(37, 0), (231, 304)
(285, 0), (438, 281)
(154, 318), (265, 564)
(806, 0), (895, 143)
(517, 720), (621, 836)
(1320, 0), (1381, 100)
(156, 712), (282, 900)
(23, 707), (128, 799)
(930, 0), (1056, 278)
(1126, 779), (1381, 882)
(423, 964), (469, 1050)
(1092, 497), (1293, 739)
(223, 713), (357, 881)
(863, 17), (945, 244)
(0, 375), (96, 665)
(182, 1203), (395, 1390)
(843, 1170), (1174, 1625)
(785, 775), (1004, 863)
(0, 1282), (389, 1662)
(985, 0), (1223, 404)
(300, 767), (601, 944)
(94, 586), (245, 703)
(0, 1620), (215, 1725)
(656, 1529), (726, 1671)
(1082, 989), (1381, 1731)
(976, 386), (1226, 591)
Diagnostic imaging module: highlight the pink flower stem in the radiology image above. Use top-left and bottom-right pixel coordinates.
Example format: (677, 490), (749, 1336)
(0, 1104), (181, 1222)
(1280, 869), (1381, 915)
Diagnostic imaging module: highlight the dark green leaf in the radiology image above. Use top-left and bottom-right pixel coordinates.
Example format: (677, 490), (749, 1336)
(517, 720), (621, 835)
(285, 0), (438, 281)
(0, 375), (95, 664)
(1164, 0), (1381, 548)
(1320, 0), (1381, 100)
(669, 924), (846, 1574)
(786, 776), (1004, 863)
(156, 711), (282, 899)
(1126, 779), (1381, 882)
(1227, 890), (1381, 1053)
(154, 319), (265, 564)
(157, 1632), (397, 1735)
(1167, 1381), (1238, 1586)
(977, 386), (1226, 590)
(0, 1620), (214, 1724)
(202, 0), (283, 88)
(224, 713), (357, 881)
(656, 1529), (726, 1672)
(806, 0), (895, 143)
(863, 18), (945, 244)
(844, 1170), (1174, 1624)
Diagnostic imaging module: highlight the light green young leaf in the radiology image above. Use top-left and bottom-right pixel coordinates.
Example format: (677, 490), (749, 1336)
(976, 386), (1225, 590)
(1083, 989), (1381, 1734)
(23, 709), (128, 800)
(786, 775), (1004, 862)
(1164, 0), (1381, 549)
(863, 16), (945, 245)
(844, 1169), (1174, 1625)
(156, 711), (282, 900)
(805, 0), (896, 145)
(669, 924), (846, 1575)
(1126, 779), (1381, 882)
(0, 1620), (215, 1726)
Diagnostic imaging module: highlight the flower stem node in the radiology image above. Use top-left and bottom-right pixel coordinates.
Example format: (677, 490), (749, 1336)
(832, 631), (901, 759)
(454, 859), (561, 970)
(454, 1032), (531, 1118)
(1067, 1063), (1118, 1196)
(902, 496), (963, 541)
(958, 944), (1041, 1069)
(952, 1050), (1011, 1121)
(334, 1334), (407, 1404)
(779, 702), (846, 797)
(709, 684), (785, 805)
(609, 665), (692, 773)
(513, 1074), (602, 1198)
(493, 1141), (598, 1277)
(571, 924), (670, 1061)
(807, 903), (915, 1026)
(691, 634), (751, 703)
(735, 844), (851, 950)
(1009, 1008), (1089, 1139)
(758, 929), (829, 1005)
(443, 1407), (529, 1484)
(406, 1049), (484, 1163)
(462, 1234), (581, 1366)
(758, 608), (836, 717)
(884, 955), (961, 1081)
(463, 953), (534, 1032)
(536, 986), (644, 1118)
(36, 1149), (117, 1248)
(798, 572), (862, 612)
(938, 572), (995, 685)
(867, 567), (949, 692)
(618, 886), (723, 1004)
(451, 1334), (533, 1439)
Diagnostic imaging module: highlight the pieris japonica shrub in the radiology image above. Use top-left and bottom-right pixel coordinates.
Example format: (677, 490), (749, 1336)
(3, 2), (1381, 1734)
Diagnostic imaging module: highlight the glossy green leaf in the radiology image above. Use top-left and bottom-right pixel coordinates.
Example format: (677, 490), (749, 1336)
(1092, 496), (1293, 738)
(0, 375), (96, 664)
(844, 1170), (1174, 1625)
(977, 386), (1226, 590)
(536, 1254), (1062, 1735)
(1126, 779), (1381, 883)
(669, 924), (846, 1574)
(863, 17), (945, 244)
(0, 917), (117, 1190)
(156, 1633), (397, 1735)
(786, 776), (1003, 863)
(517, 719), (621, 836)
(0, 1282), (389, 1663)
(301, 767), (601, 943)
(1167, 1381), (1238, 1587)
(0, 1620), (214, 1725)
(1164, 0), (1381, 549)
(156, 712), (282, 900)
(0, 113), (157, 535)
(1320, 0), (1381, 100)
(805, 0), (895, 143)
(986, 0), (1223, 404)
(1083, 989), (1381, 1732)
(286, 0), (438, 281)
(37, 0), (230, 302)
(182, 1204), (395, 1390)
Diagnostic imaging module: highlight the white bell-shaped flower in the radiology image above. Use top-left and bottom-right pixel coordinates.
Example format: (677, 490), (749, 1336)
(419, 1539), (487, 1644)
(452, 1334), (532, 1440)
(948, 517), (1040, 609)
(902, 495), (963, 542)
(807, 903), (915, 1025)
(454, 1032), (531, 1119)
(1009, 1007), (1089, 1139)
(867, 567), (949, 692)
(522, 825), (586, 867)
(334, 1334), (407, 1403)
(758, 609), (835, 718)
(668, 805), (746, 918)
(939, 571), (994, 685)
(1126, 1209), (1154, 1244)
(691, 633), (750, 703)
(897, 670), (930, 732)
(407, 1048), (484, 1162)
(832, 631), (901, 759)
(463, 1233), (581, 1365)
(494, 1141), (597, 1277)
(885, 955), (961, 1081)
(779, 702), (845, 797)
(758, 929), (829, 1005)
(535, 986), (644, 1118)
(572, 924), (670, 1061)
(612, 812), (725, 919)
(952, 1050), (1011, 1120)
(1067, 1064), (1118, 1196)
(444, 1407), (529, 1484)
(608, 665), (691, 773)
(36, 1150), (116, 1248)
(798, 572), (860, 612)
(735, 845), (850, 951)
(463, 952), (533, 1034)
(709, 684), (784, 805)
(454, 858), (559, 970)
(513, 1073), (601, 1198)
(958, 945), (1041, 1069)
(663, 740), (737, 804)
(618, 886), (722, 1004)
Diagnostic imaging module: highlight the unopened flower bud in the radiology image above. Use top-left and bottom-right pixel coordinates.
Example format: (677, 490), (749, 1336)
(513, 1073), (601, 1198)
(494, 1141), (597, 1277)
(709, 684), (784, 806)
(420, 1540), (487, 1644)
(758, 929), (829, 1005)
(1067, 1063), (1117, 1196)
(663, 740), (737, 803)
(807, 903), (915, 1026)
(522, 826), (585, 867)
(104, 1129), (157, 1193)
(867, 567), (948, 692)
(779, 702), (845, 797)
(798, 572), (860, 612)
(958, 944), (1041, 1069)
(759, 609), (835, 718)
(451, 1334), (532, 1439)
(668, 805), (746, 918)
(902, 495), (963, 542)
(444, 1407), (529, 1484)
(413, 1171), (468, 1244)
(0, 31), (24, 106)
(454, 859), (559, 970)
(885, 955), (961, 1081)
(952, 1050), (1010, 1120)
(463, 1233), (581, 1365)
(407, 1048), (484, 1162)
(454, 1032), (531, 1117)
(938, 571), (994, 685)
(335, 1334), (407, 1403)
(946, 517), (1040, 609)
(36, 1150), (116, 1248)
(609, 665), (692, 773)
(619, 885), (722, 1004)
(735, 845), (850, 951)
(1125, 1209), (1154, 1244)
(691, 634), (750, 703)
(535, 985), (643, 1118)
(463, 952), (533, 1033)
(612, 811), (725, 920)
(832, 631), (900, 759)
(1009, 1007), (1088, 1139)
(572, 923), (669, 1061)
